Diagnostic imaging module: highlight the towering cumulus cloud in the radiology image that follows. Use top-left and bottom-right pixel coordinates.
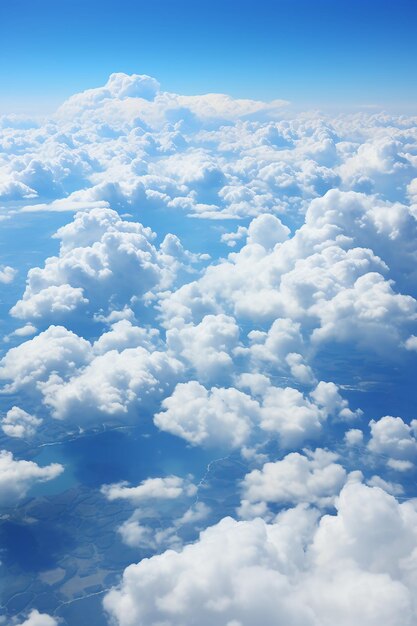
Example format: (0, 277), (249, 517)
(1, 73), (417, 626)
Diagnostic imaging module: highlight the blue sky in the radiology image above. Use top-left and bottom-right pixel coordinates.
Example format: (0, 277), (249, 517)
(1, 0), (417, 113)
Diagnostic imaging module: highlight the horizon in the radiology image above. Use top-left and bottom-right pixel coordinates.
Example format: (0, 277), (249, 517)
(1, 0), (417, 115)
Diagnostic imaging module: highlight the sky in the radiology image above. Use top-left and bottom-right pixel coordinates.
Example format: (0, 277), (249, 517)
(1, 0), (417, 113)
(2, 3), (417, 626)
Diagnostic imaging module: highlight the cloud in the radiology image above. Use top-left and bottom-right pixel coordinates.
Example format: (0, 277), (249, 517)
(101, 474), (205, 551)
(0, 265), (17, 283)
(404, 334), (417, 351)
(10, 208), (171, 321)
(116, 500), (211, 551)
(0, 325), (91, 393)
(0, 322), (183, 424)
(10, 323), (38, 338)
(239, 449), (347, 516)
(310, 381), (362, 421)
(155, 377), (360, 449)
(345, 428), (364, 446)
(101, 475), (196, 504)
(154, 381), (260, 448)
(368, 415), (417, 464)
(246, 213), (290, 249)
(1, 406), (42, 438)
(258, 385), (328, 447)
(159, 190), (417, 357)
(0, 450), (63, 506)
(2, 73), (417, 626)
(10, 205), (204, 326)
(104, 481), (417, 626)
(13, 611), (58, 626)
(166, 314), (240, 382)
(41, 344), (183, 422)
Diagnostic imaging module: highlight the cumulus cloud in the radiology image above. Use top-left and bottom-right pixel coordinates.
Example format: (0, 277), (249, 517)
(104, 481), (417, 626)
(246, 213), (290, 249)
(239, 449), (347, 517)
(101, 473), (205, 551)
(0, 265), (17, 284)
(13, 611), (58, 626)
(11, 207), (198, 322)
(0, 322), (183, 424)
(259, 385), (328, 447)
(0, 325), (91, 393)
(1, 406), (42, 438)
(404, 334), (417, 351)
(41, 344), (183, 422)
(345, 428), (364, 446)
(116, 500), (211, 551)
(310, 381), (363, 421)
(160, 196), (417, 361)
(155, 377), (360, 450)
(101, 475), (196, 503)
(154, 381), (260, 448)
(166, 314), (240, 382)
(0, 450), (63, 506)
(368, 415), (417, 465)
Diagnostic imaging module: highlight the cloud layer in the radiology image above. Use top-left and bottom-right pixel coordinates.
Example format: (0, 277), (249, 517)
(1, 73), (417, 626)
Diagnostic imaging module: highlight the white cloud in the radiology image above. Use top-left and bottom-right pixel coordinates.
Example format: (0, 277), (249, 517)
(104, 482), (417, 626)
(117, 501), (211, 551)
(246, 213), (290, 250)
(11, 284), (88, 320)
(155, 376), (360, 450)
(310, 381), (362, 421)
(13, 611), (58, 626)
(0, 450), (63, 506)
(0, 265), (17, 284)
(92, 319), (159, 354)
(345, 428), (364, 446)
(239, 448), (346, 515)
(102, 473), (208, 552)
(11, 323), (38, 338)
(1, 406), (42, 438)
(158, 182), (417, 360)
(41, 344), (183, 422)
(368, 415), (417, 463)
(101, 475), (196, 503)
(0, 322), (183, 425)
(154, 381), (260, 448)
(244, 318), (306, 367)
(11, 207), (198, 322)
(0, 325), (91, 393)
(367, 475), (404, 496)
(404, 335), (417, 351)
(166, 314), (239, 382)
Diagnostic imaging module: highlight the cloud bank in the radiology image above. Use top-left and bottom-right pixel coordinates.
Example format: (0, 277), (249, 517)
(2, 73), (417, 626)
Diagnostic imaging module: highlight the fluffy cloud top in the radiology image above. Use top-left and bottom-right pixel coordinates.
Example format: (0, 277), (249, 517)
(166, 314), (240, 382)
(11, 207), (199, 322)
(0, 450), (63, 506)
(0, 322), (183, 424)
(13, 611), (58, 626)
(154, 381), (260, 448)
(104, 482), (417, 626)
(1, 406), (42, 438)
(368, 416), (417, 464)
(239, 448), (347, 514)
(155, 378), (360, 449)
